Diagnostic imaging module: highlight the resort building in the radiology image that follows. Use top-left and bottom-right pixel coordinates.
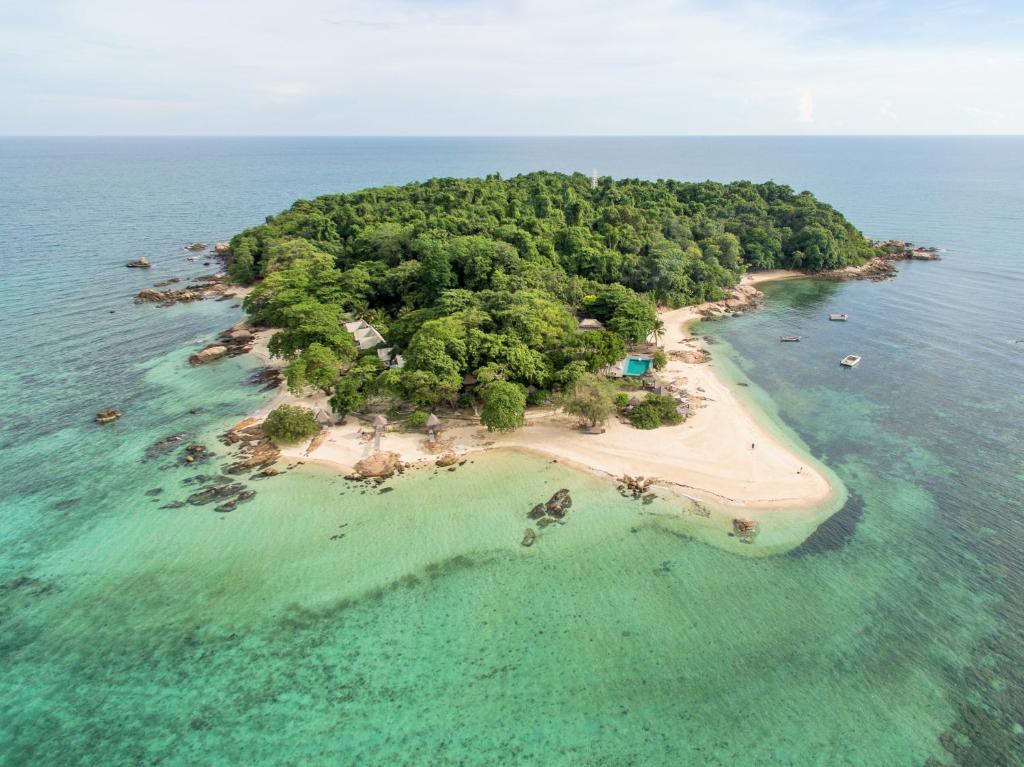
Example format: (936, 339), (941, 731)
(343, 319), (386, 351)
(578, 318), (605, 331)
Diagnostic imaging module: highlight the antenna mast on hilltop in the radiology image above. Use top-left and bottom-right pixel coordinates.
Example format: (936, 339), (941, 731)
(591, 169), (598, 190)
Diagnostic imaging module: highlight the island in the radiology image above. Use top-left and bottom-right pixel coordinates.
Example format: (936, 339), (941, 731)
(217, 172), (895, 549)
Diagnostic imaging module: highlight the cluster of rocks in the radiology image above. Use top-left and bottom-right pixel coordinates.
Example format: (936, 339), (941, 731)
(135, 273), (235, 308)
(219, 418), (281, 475)
(698, 284), (763, 319)
(248, 367), (283, 391)
(189, 321), (257, 366)
(94, 408), (122, 424)
(732, 517), (758, 543)
(523, 488), (573, 545)
(185, 480), (256, 512)
(668, 349), (709, 364)
(618, 475), (658, 504)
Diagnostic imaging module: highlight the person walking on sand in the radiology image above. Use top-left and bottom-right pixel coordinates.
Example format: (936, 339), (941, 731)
(751, 442), (755, 450)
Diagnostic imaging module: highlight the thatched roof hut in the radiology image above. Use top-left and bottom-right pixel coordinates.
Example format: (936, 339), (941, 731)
(315, 408), (334, 426)
(425, 413), (440, 431)
(372, 414), (388, 429)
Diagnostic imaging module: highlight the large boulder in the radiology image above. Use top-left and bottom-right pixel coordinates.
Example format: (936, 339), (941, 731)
(354, 451), (402, 478)
(214, 242), (231, 256)
(189, 345), (228, 365)
(126, 257), (151, 268)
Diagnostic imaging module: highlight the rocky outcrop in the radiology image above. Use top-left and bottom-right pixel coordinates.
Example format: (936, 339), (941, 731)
(353, 451), (403, 479)
(126, 257), (151, 268)
(134, 273), (232, 306)
(184, 242), (208, 251)
(214, 242), (231, 256)
(188, 321), (258, 365)
(820, 242), (940, 282)
(521, 528), (536, 547)
(817, 257), (897, 282)
(220, 420), (281, 475)
(94, 408), (122, 424)
(698, 284), (763, 318)
(153, 278), (180, 287)
(189, 345), (228, 365)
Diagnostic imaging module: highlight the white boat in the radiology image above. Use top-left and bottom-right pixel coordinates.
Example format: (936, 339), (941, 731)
(840, 355), (861, 367)
(780, 335), (801, 342)
(829, 313), (848, 321)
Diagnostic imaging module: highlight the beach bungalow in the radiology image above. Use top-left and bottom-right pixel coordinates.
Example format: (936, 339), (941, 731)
(343, 319), (386, 351)
(578, 318), (605, 332)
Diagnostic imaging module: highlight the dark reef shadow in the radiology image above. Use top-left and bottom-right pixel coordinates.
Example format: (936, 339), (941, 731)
(789, 491), (864, 557)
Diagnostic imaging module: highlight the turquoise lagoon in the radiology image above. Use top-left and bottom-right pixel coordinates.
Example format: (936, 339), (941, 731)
(2, 137), (1022, 765)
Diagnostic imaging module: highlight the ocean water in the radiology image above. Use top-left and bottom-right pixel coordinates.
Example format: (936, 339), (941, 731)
(1, 137), (1022, 766)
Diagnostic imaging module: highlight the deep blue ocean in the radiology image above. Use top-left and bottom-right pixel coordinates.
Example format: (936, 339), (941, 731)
(1, 137), (1022, 766)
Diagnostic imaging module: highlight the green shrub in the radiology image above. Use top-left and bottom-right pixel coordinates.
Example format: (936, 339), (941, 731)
(614, 392), (630, 409)
(262, 405), (321, 443)
(408, 410), (429, 428)
(652, 350), (668, 370)
(628, 394), (682, 430)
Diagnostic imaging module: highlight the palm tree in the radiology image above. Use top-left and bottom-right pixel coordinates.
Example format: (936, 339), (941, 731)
(650, 319), (666, 347)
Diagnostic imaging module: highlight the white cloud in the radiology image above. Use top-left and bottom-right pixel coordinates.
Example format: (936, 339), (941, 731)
(0, 0), (1022, 134)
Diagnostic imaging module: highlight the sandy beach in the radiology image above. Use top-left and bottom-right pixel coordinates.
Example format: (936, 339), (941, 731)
(244, 269), (835, 520)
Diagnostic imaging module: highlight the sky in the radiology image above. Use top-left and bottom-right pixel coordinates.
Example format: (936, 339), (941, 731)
(1, 0), (1022, 135)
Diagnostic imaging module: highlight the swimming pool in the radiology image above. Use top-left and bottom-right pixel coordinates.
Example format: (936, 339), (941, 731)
(624, 357), (653, 376)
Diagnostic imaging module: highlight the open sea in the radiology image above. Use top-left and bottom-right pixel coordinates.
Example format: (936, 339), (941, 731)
(1, 137), (1022, 766)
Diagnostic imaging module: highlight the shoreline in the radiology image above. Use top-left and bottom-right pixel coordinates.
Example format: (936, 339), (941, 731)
(241, 268), (843, 550)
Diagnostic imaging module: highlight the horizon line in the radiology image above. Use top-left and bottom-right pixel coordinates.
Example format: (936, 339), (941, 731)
(2, 133), (1023, 140)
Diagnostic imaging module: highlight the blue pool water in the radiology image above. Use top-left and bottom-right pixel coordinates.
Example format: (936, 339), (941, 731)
(624, 357), (653, 376)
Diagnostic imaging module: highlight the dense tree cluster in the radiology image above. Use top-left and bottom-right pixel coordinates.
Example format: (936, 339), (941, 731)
(234, 172), (875, 424)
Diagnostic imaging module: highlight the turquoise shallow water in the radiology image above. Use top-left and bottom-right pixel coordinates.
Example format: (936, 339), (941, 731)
(1, 137), (1022, 765)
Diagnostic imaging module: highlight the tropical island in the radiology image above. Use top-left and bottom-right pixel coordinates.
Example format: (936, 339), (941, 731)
(211, 172), (895, 546)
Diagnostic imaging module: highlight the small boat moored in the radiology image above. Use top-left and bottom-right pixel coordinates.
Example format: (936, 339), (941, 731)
(829, 313), (849, 321)
(780, 335), (801, 342)
(840, 354), (861, 367)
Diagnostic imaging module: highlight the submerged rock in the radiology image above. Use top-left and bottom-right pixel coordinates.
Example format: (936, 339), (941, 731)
(521, 528), (536, 547)
(125, 257), (151, 268)
(184, 242), (208, 251)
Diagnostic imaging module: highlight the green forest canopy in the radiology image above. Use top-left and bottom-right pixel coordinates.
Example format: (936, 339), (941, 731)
(233, 172), (876, 413)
